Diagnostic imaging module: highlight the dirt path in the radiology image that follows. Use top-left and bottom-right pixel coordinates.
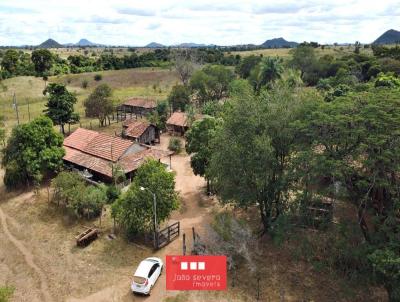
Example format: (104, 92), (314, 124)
(0, 204), (53, 302)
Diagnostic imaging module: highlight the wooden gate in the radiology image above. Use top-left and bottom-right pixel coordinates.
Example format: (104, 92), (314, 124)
(155, 221), (180, 249)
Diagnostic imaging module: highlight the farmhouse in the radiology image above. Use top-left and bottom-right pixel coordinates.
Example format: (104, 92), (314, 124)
(117, 97), (156, 120)
(122, 119), (160, 145)
(63, 128), (170, 184)
(166, 111), (203, 136)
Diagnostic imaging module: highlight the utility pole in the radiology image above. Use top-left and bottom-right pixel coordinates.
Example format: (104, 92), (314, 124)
(27, 98), (31, 121)
(12, 92), (19, 125)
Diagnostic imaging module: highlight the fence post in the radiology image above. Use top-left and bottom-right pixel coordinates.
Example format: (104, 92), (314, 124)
(183, 233), (186, 255)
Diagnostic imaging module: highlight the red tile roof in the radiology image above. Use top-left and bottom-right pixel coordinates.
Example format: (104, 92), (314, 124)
(123, 98), (156, 109)
(166, 112), (188, 127)
(64, 128), (133, 161)
(123, 120), (152, 138)
(63, 128), (171, 178)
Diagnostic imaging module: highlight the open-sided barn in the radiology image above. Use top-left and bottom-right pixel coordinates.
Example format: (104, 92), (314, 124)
(63, 128), (170, 184)
(117, 98), (157, 121)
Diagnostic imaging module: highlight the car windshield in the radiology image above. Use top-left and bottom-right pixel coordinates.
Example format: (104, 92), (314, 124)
(133, 276), (147, 284)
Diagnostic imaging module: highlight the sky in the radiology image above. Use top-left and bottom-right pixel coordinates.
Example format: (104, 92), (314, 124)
(0, 0), (399, 46)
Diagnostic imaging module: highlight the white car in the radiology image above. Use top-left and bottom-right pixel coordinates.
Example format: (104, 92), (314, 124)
(131, 257), (163, 295)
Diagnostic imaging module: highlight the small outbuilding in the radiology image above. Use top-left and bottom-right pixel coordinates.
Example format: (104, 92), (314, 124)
(166, 111), (203, 136)
(122, 119), (160, 145)
(166, 111), (189, 136)
(117, 98), (157, 121)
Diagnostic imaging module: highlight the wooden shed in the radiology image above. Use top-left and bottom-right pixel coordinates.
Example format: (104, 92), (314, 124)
(122, 119), (160, 145)
(166, 112), (189, 136)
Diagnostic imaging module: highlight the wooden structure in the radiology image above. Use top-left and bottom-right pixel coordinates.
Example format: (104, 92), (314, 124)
(63, 128), (171, 184)
(122, 119), (160, 145)
(166, 111), (189, 136)
(116, 98), (156, 121)
(76, 227), (98, 247)
(154, 221), (180, 249)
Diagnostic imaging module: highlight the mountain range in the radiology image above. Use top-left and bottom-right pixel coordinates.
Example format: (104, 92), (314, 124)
(35, 29), (400, 49)
(38, 38), (102, 48)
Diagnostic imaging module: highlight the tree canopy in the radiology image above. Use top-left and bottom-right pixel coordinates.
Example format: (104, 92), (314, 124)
(31, 49), (53, 76)
(112, 159), (179, 238)
(84, 83), (114, 126)
(186, 116), (221, 192)
(168, 84), (191, 112)
(43, 83), (79, 134)
(190, 64), (235, 104)
(209, 80), (308, 231)
(2, 116), (65, 189)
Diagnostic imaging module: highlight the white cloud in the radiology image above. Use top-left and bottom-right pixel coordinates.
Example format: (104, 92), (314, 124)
(0, 0), (398, 46)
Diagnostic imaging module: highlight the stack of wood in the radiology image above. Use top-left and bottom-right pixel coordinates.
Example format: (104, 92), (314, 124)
(75, 227), (99, 247)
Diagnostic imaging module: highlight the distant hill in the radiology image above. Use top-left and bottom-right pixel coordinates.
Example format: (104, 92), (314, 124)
(38, 38), (63, 48)
(373, 29), (400, 44)
(177, 42), (207, 48)
(261, 37), (298, 48)
(76, 39), (97, 46)
(145, 42), (165, 48)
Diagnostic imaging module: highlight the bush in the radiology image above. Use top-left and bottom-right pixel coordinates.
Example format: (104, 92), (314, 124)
(168, 137), (182, 153)
(52, 171), (106, 219)
(106, 185), (120, 204)
(81, 79), (88, 88)
(0, 286), (14, 302)
(94, 74), (102, 81)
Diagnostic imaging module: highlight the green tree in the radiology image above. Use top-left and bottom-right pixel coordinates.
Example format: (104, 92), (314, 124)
(31, 49), (53, 76)
(148, 100), (169, 130)
(186, 116), (220, 193)
(295, 88), (400, 300)
(2, 116), (65, 188)
(112, 159), (179, 237)
(249, 57), (284, 93)
(235, 55), (262, 79)
(190, 65), (235, 103)
(43, 83), (79, 134)
(209, 80), (305, 232)
(168, 84), (191, 112)
(1, 49), (19, 75)
(84, 84), (114, 127)
(289, 46), (319, 84)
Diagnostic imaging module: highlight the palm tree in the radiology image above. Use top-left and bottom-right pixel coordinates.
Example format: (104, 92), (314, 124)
(250, 57), (284, 93)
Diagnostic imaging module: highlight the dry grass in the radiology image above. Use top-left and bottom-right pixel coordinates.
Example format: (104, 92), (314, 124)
(0, 188), (150, 301)
(0, 68), (179, 129)
(230, 45), (372, 59)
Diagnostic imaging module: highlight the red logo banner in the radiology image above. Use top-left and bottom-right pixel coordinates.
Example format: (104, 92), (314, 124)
(166, 255), (227, 290)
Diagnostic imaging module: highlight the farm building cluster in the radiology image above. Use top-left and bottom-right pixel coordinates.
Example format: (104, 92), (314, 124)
(63, 128), (171, 184)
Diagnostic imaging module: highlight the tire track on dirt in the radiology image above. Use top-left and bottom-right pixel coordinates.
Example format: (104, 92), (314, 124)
(0, 206), (53, 302)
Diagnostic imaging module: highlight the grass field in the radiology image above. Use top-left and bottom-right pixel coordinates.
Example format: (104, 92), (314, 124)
(0, 67), (180, 130)
(230, 45), (373, 58)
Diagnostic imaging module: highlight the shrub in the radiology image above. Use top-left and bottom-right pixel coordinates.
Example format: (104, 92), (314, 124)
(81, 79), (88, 88)
(52, 171), (106, 219)
(94, 74), (102, 81)
(0, 286), (14, 302)
(168, 137), (182, 153)
(106, 185), (120, 204)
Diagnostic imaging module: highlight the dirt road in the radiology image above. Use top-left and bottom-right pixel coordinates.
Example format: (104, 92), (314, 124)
(0, 202), (53, 302)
